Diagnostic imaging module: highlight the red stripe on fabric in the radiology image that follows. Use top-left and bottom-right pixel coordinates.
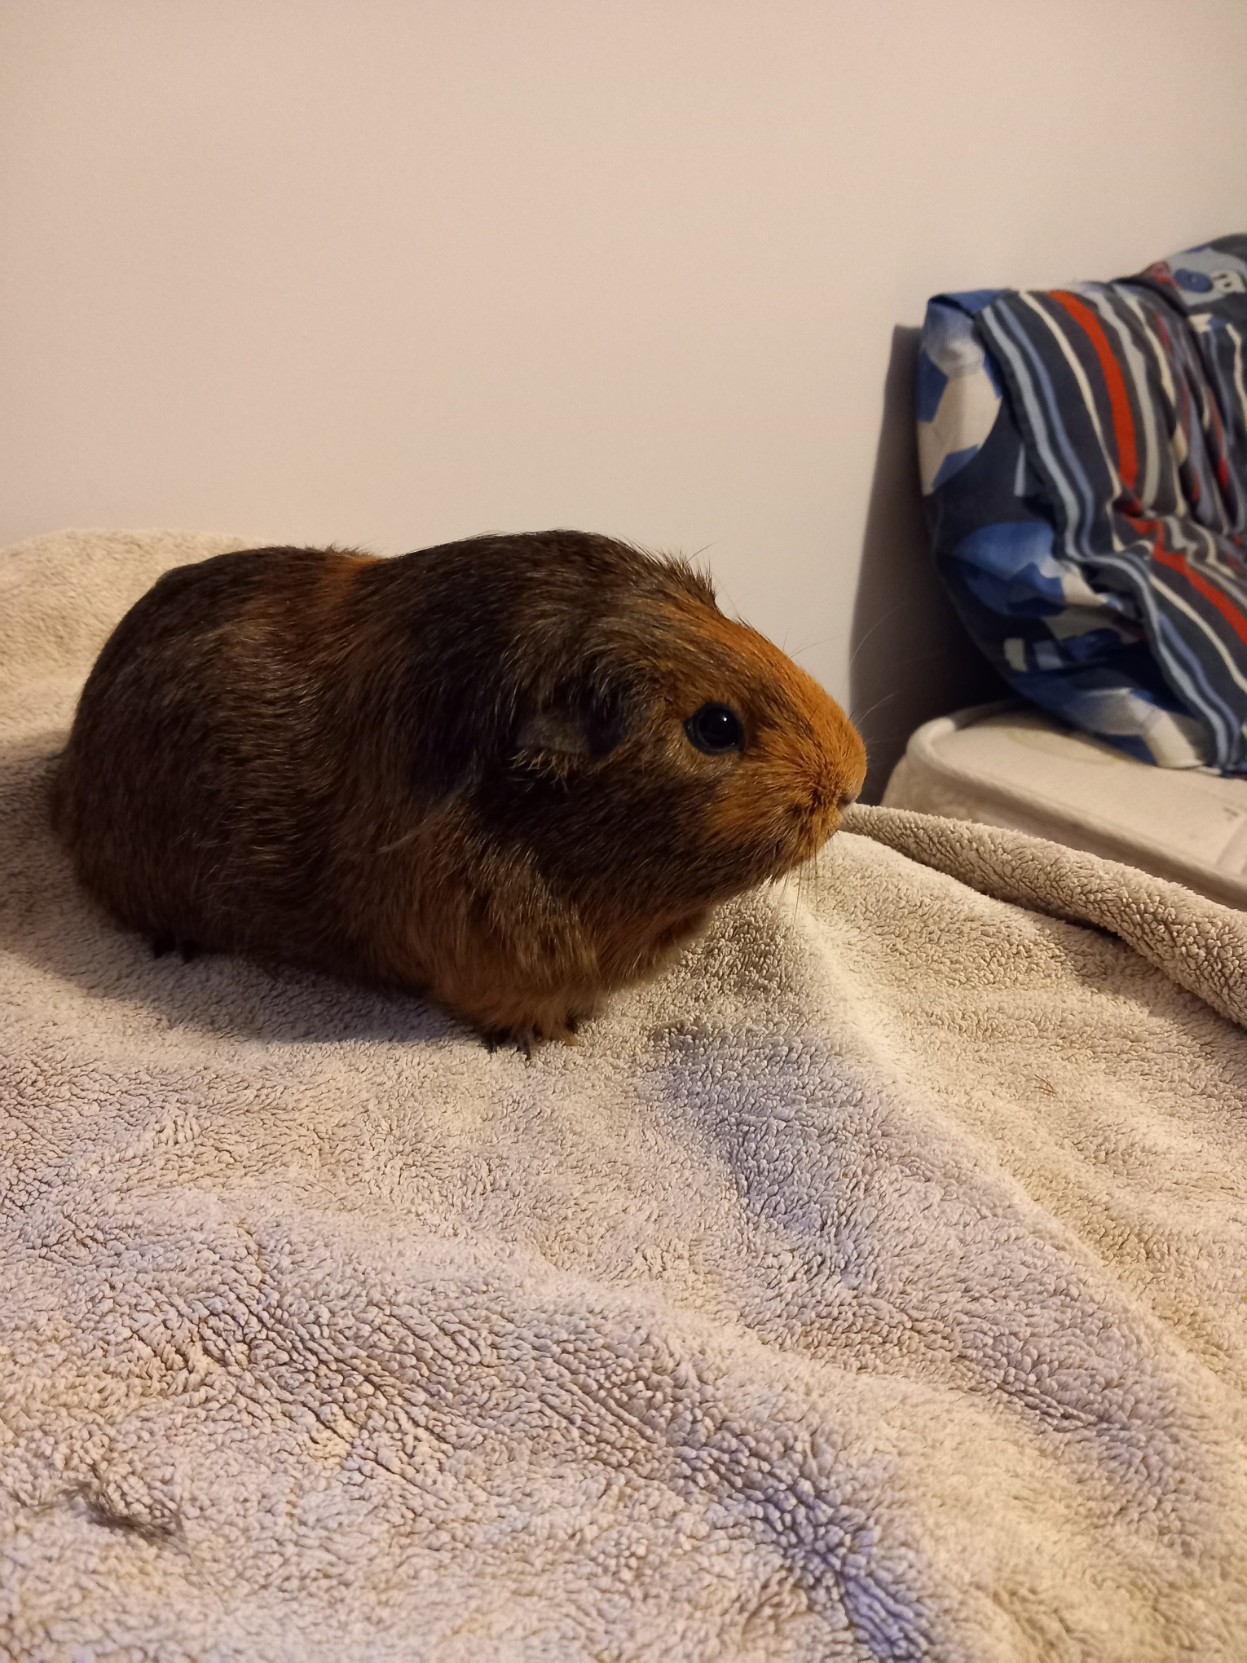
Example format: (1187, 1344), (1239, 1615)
(1051, 290), (1140, 493)
(1133, 514), (1247, 646)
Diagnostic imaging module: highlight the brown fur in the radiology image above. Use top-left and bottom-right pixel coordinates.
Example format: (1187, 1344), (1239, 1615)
(54, 531), (866, 1046)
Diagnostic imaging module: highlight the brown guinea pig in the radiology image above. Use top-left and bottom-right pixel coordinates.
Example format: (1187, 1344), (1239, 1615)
(54, 531), (866, 1047)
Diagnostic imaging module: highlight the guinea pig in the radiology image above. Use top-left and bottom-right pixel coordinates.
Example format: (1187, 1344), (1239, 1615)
(53, 530), (866, 1048)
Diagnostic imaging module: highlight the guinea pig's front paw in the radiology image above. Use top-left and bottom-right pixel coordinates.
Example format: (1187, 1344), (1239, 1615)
(480, 1013), (582, 1057)
(482, 1026), (536, 1059)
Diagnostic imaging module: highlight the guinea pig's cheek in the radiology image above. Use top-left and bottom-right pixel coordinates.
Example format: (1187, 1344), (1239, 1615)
(697, 772), (792, 883)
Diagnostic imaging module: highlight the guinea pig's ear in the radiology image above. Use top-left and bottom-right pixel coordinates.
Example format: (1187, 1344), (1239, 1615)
(514, 672), (631, 776)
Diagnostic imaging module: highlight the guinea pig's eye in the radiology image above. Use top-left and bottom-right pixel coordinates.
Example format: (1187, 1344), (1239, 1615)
(684, 702), (745, 755)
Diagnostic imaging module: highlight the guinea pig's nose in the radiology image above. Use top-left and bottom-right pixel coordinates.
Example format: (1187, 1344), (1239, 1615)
(805, 786), (847, 825)
(810, 784), (858, 815)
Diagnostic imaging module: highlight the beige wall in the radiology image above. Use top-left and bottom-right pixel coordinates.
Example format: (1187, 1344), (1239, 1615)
(4, 1), (1246, 787)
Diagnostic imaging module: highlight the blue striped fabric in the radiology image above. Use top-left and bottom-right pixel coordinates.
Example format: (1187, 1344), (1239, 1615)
(917, 235), (1247, 770)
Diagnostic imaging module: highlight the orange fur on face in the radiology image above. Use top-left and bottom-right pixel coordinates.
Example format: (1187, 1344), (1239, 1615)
(651, 599), (867, 876)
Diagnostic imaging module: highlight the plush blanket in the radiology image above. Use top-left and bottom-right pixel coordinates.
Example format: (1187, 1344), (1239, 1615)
(2, 531), (1246, 1662)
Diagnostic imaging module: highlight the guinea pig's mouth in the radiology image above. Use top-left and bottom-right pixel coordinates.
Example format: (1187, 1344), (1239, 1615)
(709, 785), (851, 899)
(768, 813), (841, 880)
(788, 788), (850, 862)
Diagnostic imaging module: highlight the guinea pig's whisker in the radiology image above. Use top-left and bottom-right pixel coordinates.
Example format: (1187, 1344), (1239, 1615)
(850, 689), (902, 729)
(846, 598), (921, 674)
(789, 634), (837, 662)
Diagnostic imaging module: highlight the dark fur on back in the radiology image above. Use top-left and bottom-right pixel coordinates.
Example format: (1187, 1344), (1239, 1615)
(55, 530), (865, 1043)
